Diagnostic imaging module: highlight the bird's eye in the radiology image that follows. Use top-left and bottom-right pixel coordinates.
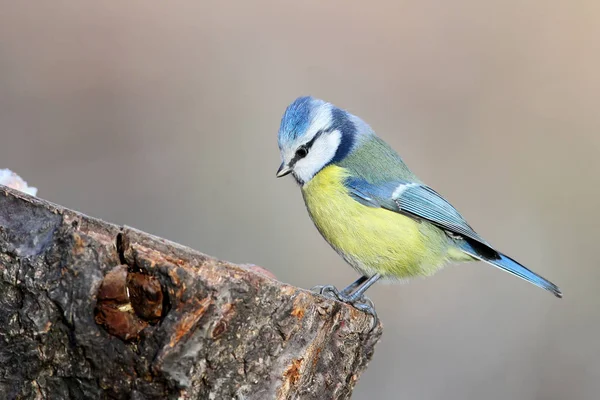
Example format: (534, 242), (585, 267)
(295, 146), (308, 159)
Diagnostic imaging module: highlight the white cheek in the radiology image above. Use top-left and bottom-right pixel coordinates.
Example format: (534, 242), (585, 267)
(293, 131), (341, 183)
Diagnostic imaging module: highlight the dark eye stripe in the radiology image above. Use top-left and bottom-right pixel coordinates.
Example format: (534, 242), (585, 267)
(304, 129), (325, 150)
(289, 127), (336, 166)
(289, 129), (322, 165)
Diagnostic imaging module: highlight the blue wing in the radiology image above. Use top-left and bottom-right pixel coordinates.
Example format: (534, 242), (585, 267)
(344, 177), (562, 298)
(344, 177), (491, 247)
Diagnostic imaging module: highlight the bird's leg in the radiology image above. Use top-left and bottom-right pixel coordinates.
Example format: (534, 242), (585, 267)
(344, 274), (381, 328)
(312, 275), (381, 329)
(312, 274), (380, 303)
(310, 275), (368, 301)
(344, 274), (381, 303)
(341, 276), (369, 296)
(311, 274), (381, 323)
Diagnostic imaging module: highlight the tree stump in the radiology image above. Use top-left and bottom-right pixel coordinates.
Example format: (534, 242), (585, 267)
(0, 185), (382, 399)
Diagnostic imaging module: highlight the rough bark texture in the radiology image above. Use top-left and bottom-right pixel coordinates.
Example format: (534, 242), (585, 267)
(0, 185), (382, 400)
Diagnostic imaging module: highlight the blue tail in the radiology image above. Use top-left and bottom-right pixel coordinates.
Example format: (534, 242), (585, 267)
(459, 241), (562, 298)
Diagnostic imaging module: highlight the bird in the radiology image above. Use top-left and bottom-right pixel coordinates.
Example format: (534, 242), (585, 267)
(276, 96), (562, 317)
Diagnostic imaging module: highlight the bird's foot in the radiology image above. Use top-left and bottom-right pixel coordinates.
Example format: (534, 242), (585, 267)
(350, 297), (379, 330)
(310, 284), (379, 329)
(311, 284), (347, 302)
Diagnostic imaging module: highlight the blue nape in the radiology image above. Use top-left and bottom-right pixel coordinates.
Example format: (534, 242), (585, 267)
(329, 108), (357, 164)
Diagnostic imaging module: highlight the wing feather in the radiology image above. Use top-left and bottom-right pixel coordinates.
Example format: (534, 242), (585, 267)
(345, 177), (491, 248)
(344, 176), (562, 297)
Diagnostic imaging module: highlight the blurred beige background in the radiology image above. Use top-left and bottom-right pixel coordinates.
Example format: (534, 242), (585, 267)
(1, 1), (598, 399)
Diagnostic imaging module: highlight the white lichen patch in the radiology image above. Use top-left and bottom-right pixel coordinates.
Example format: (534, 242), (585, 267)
(0, 169), (37, 196)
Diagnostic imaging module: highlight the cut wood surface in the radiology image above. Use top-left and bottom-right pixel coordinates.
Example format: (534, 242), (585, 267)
(0, 185), (382, 399)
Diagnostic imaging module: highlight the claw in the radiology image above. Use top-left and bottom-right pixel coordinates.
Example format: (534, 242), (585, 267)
(310, 284), (325, 292)
(352, 297), (379, 331)
(311, 284), (344, 300)
(311, 284), (379, 329)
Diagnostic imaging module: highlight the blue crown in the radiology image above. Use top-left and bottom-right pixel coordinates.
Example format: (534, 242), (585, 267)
(278, 96), (318, 147)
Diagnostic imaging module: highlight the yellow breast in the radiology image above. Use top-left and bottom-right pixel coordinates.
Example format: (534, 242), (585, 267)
(302, 165), (448, 278)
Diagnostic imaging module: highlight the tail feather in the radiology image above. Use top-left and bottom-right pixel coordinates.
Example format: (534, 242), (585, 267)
(459, 241), (562, 298)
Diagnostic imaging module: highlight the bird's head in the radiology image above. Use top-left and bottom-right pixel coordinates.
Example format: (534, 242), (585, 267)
(276, 96), (367, 185)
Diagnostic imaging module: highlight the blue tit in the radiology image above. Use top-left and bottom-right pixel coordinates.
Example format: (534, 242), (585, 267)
(276, 96), (561, 315)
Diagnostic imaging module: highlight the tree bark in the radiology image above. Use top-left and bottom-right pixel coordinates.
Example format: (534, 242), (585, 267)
(0, 185), (382, 399)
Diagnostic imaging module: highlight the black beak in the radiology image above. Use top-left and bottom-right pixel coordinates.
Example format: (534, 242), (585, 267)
(276, 163), (292, 178)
